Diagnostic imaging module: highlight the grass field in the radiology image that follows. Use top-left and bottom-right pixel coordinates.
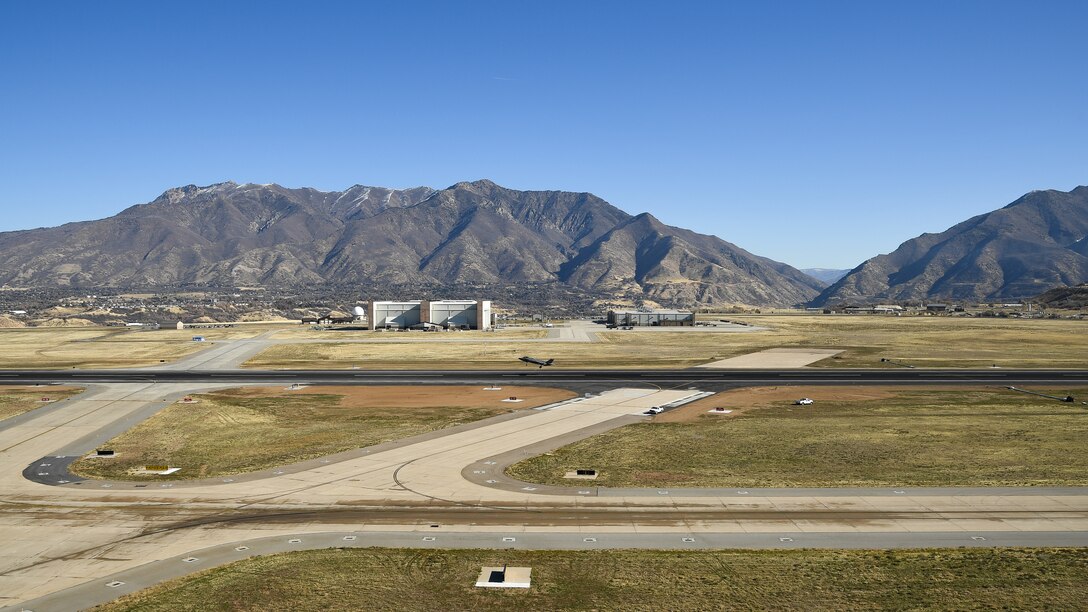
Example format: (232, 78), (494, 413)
(242, 316), (1088, 369)
(734, 314), (1088, 368)
(0, 326), (276, 369)
(507, 386), (1088, 488)
(0, 385), (82, 421)
(95, 547), (1088, 611)
(268, 327), (549, 341)
(70, 385), (575, 481)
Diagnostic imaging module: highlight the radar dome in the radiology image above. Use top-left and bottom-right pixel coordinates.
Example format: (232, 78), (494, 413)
(353, 306), (366, 317)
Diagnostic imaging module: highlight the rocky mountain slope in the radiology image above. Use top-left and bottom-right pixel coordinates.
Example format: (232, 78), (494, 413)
(0, 180), (824, 306)
(1033, 284), (1088, 309)
(813, 186), (1088, 305)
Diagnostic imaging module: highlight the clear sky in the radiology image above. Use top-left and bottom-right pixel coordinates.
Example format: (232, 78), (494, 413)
(2, 1), (1086, 270)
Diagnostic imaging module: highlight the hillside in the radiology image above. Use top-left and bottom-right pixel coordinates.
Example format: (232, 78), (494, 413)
(0, 180), (824, 307)
(813, 186), (1088, 305)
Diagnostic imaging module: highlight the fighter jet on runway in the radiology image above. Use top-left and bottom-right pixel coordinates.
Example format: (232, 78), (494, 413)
(519, 356), (554, 368)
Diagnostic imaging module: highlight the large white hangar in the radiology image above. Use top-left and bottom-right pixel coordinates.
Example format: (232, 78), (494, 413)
(368, 300), (492, 330)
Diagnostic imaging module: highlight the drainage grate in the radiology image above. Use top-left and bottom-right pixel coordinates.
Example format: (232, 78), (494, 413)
(422, 536), (436, 542)
(343, 536), (357, 541)
(106, 581), (125, 588)
(183, 557), (198, 563)
(583, 537), (597, 543)
(235, 546), (249, 551)
(682, 537), (696, 543)
(288, 538), (302, 543)
(502, 537), (516, 542)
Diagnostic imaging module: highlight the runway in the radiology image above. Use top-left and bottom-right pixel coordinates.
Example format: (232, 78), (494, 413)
(1, 365), (1086, 609)
(3, 367), (1088, 385)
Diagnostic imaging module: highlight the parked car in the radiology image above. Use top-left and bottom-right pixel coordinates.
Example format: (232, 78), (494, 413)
(794, 398), (814, 406)
(643, 406), (665, 415)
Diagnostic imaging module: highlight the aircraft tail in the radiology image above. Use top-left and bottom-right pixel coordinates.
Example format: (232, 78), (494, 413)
(545, 359), (554, 365)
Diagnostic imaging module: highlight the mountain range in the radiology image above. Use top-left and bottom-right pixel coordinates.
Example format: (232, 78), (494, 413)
(0, 180), (825, 306)
(2, 180), (1086, 307)
(814, 186), (1088, 305)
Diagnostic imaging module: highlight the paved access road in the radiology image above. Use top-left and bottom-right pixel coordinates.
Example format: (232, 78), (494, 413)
(16, 528), (1088, 612)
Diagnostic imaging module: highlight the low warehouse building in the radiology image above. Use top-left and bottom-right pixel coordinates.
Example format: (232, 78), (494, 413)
(607, 309), (694, 327)
(368, 300), (492, 330)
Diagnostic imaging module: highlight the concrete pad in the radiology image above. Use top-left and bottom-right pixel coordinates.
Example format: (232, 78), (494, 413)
(475, 566), (531, 588)
(697, 348), (842, 369)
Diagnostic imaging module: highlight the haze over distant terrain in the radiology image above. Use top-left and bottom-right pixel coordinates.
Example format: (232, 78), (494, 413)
(801, 269), (851, 285)
(0, 180), (825, 307)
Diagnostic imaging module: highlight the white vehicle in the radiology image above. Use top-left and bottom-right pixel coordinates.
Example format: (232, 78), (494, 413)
(794, 398), (814, 406)
(643, 406), (664, 415)
(543, 323), (554, 328)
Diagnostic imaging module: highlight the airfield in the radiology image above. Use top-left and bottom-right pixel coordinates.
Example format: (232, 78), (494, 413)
(0, 316), (1086, 610)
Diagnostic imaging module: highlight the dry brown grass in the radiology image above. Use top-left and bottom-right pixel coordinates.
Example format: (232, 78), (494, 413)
(733, 314), (1088, 368)
(243, 315), (1088, 369)
(268, 327), (549, 341)
(509, 386), (1088, 488)
(0, 385), (82, 421)
(96, 547), (1088, 612)
(70, 385), (575, 480)
(0, 326), (277, 369)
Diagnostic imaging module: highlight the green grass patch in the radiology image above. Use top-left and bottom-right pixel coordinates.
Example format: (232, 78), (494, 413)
(96, 547), (1088, 611)
(508, 388), (1088, 488)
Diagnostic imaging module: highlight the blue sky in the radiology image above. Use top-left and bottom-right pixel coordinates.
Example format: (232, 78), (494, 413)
(2, 1), (1086, 269)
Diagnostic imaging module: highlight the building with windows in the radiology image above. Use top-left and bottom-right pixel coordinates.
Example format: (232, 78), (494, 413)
(606, 309), (694, 327)
(367, 300), (492, 330)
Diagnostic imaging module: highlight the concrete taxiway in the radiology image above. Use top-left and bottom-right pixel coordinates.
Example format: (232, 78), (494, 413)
(1, 356), (1086, 609)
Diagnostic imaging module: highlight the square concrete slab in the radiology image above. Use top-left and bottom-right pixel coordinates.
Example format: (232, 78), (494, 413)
(475, 566), (531, 588)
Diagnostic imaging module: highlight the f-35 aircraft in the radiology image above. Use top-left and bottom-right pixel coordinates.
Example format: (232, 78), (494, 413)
(519, 356), (554, 368)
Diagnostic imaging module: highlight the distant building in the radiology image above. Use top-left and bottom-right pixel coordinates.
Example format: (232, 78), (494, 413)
(368, 300), (492, 330)
(607, 309), (694, 327)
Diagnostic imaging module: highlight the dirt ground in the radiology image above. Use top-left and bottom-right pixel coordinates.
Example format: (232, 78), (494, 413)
(655, 385), (954, 422)
(228, 385), (575, 408)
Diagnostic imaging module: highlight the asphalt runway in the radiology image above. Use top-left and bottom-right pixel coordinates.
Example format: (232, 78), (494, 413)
(3, 367), (1088, 385)
(2, 366), (1087, 609)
